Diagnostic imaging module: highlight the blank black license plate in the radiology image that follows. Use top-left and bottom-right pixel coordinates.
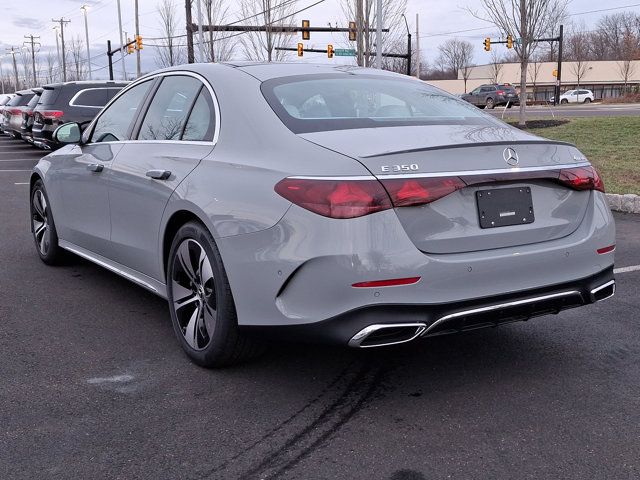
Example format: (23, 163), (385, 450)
(476, 187), (534, 229)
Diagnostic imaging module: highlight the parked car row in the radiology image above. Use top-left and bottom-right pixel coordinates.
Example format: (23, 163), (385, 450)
(0, 80), (128, 149)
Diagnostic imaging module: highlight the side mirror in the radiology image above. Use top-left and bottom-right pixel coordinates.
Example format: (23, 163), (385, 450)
(53, 122), (82, 145)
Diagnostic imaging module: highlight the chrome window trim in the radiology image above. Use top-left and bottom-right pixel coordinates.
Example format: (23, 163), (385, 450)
(84, 70), (221, 145)
(68, 87), (112, 108)
(423, 290), (583, 336)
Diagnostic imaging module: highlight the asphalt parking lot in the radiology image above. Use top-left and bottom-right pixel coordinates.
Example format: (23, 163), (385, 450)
(1, 134), (639, 479)
(488, 102), (640, 118)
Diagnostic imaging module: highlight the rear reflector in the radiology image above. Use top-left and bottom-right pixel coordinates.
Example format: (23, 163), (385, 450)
(352, 277), (421, 288)
(596, 245), (615, 254)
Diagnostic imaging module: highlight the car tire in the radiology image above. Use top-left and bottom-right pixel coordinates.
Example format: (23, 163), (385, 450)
(167, 221), (264, 368)
(560, 99), (568, 104)
(584, 97), (591, 104)
(30, 179), (64, 265)
(486, 98), (495, 109)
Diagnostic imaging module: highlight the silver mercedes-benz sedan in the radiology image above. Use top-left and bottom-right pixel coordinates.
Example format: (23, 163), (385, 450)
(29, 63), (616, 367)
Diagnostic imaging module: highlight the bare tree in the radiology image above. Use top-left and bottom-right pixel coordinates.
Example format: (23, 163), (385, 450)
(437, 39), (475, 91)
(527, 54), (543, 100)
(340, 0), (407, 69)
(19, 50), (32, 88)
(618, 31), (639, 91)
(67, 36), (87, 81)
(239, 0), (297, 62)
(489, 50), (504, 84)
(45, 52), (56, 84)
(203, 0), (236, 62)
(595, 12), (640, 60)
(470, 0), (568, 126)
(156, 0), (185, 67)
(566, 22), (590, 87)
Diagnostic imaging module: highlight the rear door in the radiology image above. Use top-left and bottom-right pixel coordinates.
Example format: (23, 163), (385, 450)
(51, 80), (154, 255)
(106, 73), (216, 281)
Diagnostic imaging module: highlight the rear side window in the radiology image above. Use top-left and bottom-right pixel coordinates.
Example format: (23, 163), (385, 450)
(71, 88), (109, 107)
(91, 80), (152, 143)
(39, 88), (59, 106)
(182, 89), (215, 141)
(138, 75), (201, 141)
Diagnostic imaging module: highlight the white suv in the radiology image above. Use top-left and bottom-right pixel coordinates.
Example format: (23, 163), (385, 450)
(555, 89), (595, 104)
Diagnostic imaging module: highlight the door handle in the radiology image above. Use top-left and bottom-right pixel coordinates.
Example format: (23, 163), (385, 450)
(87, 163), (104, 173)
(146, 169), (171, 180)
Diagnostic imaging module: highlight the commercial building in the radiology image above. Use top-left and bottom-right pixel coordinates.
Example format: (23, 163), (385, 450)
(427, 60), (640, 101)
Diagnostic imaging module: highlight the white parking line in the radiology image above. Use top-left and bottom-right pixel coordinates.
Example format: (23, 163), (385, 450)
(0, 169), (32, 172)
(14, 182), (29, 185)
(614, 265), (640, 274)
(0, 158), (41, 162)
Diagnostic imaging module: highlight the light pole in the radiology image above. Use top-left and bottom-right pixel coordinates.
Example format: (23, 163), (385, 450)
(80, 5), (92, 80)
(401, 14), (412, 76)
(375, 0), (382, 68)
(116, 0), (127, 80)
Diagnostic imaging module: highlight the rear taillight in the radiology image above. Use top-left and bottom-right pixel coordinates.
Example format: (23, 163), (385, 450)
(40, 110), (64, 119)
(274, 178), (392, 219)
(558, 166), (605, 193)
(9, 108), (22, 115)
(380, 177), (466, 208)
(496, 90), (505, 95)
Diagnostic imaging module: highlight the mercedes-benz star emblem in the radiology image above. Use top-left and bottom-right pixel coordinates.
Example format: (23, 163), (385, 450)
(503, 147), (519, 166)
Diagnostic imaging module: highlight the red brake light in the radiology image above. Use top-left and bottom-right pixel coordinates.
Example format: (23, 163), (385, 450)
(40, 110), (64, 119)
(9, 108), (22, 115)
(558, 166), (604, 193)
(496, 90), (505, 95)
(381, 177), (466, 207)
(274, 178), (392, 219)
(597, 245), (615, 255)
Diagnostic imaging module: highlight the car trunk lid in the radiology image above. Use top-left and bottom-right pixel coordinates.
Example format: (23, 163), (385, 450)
(300, 125), (593, 254)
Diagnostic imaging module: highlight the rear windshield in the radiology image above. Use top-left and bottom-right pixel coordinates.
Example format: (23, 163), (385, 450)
(7, 95), (24, 106)
(26, 94), (41, 108)
(0, 96), (11, 106)
(261, 74), (492, 133)
(13, 94), (34, 106)
(39, 87), (60, 106)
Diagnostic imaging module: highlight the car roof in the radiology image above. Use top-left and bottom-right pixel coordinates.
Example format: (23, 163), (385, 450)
(42, 80), (130, 89)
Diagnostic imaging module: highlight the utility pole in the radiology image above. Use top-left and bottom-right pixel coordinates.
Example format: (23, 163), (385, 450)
(6, 47), (20, 91)
(80, 5), (92, 80)
(134, 0), (141, 77)
(23, 35), (40, 86)
(356, 0), (364, 66)
(415, 14), (420, 79)
(53, 26), (61, 81)
(52, 18), (70, 82)
(196, 0), (205, 62)
(375, 0), (382, 68)
(117, 0), (127, 80)
(555, 24), (564, 107)
(185, 0), (195, 63)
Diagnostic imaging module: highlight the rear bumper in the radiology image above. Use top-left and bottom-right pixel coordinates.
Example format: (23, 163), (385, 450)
(32, 127), (56, 150)
(240, 267), (615, 346)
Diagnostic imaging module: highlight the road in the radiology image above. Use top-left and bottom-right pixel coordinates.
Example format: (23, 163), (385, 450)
(1, 134), (640, 479)
(488, 102), (640, 118)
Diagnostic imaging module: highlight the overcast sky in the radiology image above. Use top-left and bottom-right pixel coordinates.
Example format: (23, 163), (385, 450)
(1, 0), (639, 82)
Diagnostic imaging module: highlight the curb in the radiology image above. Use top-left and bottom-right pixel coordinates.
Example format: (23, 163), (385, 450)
(606, 193), (640, 214)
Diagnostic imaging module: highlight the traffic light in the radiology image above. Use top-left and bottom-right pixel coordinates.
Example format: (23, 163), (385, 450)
(136, 35), (143, 50)
(506, 34), (513, 49)
(302, 20), (310, 40)
(552, 69), (558, 77)
(327, 44), (334, 58)
(297, 42), (304, 57)
(127, 38), (134, 54)
(348, 21), (357, 41)
(484, 37), (491, 52)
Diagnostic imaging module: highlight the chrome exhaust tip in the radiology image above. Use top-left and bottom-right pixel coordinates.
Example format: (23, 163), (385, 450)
(348, 323), (427, 348)
(590, 280), (615, 303)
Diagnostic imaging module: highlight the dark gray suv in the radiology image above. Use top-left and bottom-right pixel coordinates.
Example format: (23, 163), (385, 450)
(461, 84), (519, 109)
(32, 80), (128, 150)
